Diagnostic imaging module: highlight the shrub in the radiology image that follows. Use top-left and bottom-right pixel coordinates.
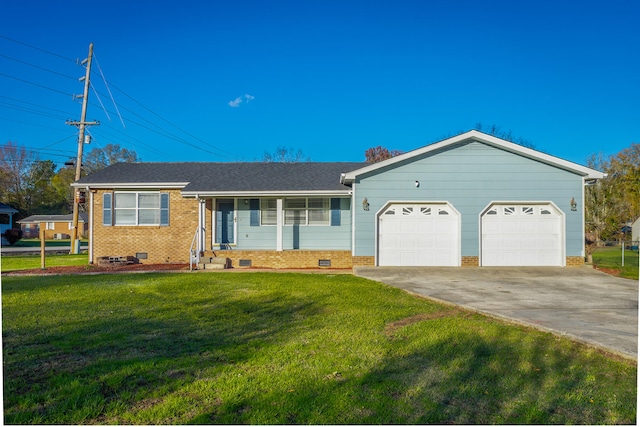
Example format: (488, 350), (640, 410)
(3, 228), (23, 245)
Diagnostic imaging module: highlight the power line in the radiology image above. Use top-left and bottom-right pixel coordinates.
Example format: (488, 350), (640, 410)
(94, 53), (125, 128)
(0, 71), (72, 97)
(87, 94), (223, 157)
(1, 35), (237, 162)
(0, 95), (76, 116)
(0, 53), (77, 80)
(0, 34), (76, 63)
(109, 83), (236, 159)
(0, 100), (70, 121)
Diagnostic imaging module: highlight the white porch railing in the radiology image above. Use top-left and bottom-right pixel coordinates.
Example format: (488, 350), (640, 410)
(189, 226), (200, 271)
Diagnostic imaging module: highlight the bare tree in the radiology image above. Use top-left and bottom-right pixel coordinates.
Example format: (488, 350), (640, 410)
(364, 146), (404, 163)
(262, 146), (309, 162)
(474, 123), (536, 149)
(0, 141), (35, 218)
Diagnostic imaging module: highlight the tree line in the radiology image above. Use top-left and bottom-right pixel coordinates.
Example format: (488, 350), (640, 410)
(1, 136), (638, 246)
(585, 143), (640, 243)
(0, 142), (138, 221)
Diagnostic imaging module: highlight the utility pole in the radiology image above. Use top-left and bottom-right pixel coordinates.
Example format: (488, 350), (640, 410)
(67, 43), (99, 254)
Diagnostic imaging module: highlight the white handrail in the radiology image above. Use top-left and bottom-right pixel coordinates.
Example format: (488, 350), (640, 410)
(189, 225), (200, 271)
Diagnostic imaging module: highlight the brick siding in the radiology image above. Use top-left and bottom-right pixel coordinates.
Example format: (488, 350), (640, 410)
(566, 256), (585, 267)
(461, 256), (479, 266)
(352, 256), (375, 267)
(92, 189), (198, 264)
(203, 250), (354, 269)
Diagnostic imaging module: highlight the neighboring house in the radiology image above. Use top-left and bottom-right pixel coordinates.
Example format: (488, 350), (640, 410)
(17, 213), (89, 240)
(72, 130), (605, 268)
(0, 202), (19, 245)
(633, 217), (640, 244)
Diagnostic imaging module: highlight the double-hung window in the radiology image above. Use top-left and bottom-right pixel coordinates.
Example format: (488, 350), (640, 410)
(104, 192), (169, 226)
(285, 198), (307, 225)
(308, 198), (329, 225)
(284, 198), (330, 226)
(260, 199), (277, 225)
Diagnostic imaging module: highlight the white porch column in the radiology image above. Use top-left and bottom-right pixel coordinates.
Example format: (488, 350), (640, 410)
(276, 198), (283, 251)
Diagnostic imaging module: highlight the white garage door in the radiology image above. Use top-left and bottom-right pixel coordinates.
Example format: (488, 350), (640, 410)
(481, 203), (564, 266)
(378, 203), (460, 266)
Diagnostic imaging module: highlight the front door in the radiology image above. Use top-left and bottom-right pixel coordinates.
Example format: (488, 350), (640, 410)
(216, 199), (235, 248)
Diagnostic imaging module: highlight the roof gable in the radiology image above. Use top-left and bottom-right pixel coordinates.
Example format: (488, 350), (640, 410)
(341, 130), (605, 183)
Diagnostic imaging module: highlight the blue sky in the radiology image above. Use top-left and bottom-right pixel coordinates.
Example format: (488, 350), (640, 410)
(1, 0), (638, 168)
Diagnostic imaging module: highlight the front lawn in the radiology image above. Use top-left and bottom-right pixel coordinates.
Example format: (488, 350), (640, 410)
(3, 238), (88, 248)
(592, 246), (639, 280)
(1, 253), (88, 273)
(2, 273), (636, 424)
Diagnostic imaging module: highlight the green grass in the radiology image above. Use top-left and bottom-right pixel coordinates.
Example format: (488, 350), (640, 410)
(5, 238), (88, 248)
(2, 273), (637, 424)
(592, 246), (640, 280)
(1, 253), (88, 272)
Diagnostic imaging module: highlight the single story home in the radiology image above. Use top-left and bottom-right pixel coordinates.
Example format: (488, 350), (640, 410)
(72, 130), (605, 269)
(0, 202), (19, 245)
(17, 213), (89, 239)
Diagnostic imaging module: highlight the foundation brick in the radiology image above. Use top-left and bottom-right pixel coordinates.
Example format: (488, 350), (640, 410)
(566, 256), (585, 266)
(461, 256), (479, 266)
(203, 250), (354, 270)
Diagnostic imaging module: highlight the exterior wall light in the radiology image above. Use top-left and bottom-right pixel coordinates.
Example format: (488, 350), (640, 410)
(415, 180), (420, 188)
(362, 198), (370, 211)
(570, 197), (577, 211)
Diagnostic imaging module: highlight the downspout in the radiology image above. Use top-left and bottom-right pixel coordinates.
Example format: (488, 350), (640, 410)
(351, 182), (357, 257)
(581, 177), (586, 259)
(88, 187), (93, 264)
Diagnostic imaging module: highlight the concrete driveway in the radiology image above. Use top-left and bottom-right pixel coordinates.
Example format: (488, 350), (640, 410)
(354, 266), (638, 360)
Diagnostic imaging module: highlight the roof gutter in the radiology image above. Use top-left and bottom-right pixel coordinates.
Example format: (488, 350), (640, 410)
(181, 190), (353, 198)
(70, 182), (189, 189)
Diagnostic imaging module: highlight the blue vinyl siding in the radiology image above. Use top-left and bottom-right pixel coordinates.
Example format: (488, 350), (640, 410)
(353, 141), (585, 258)
(233, 197), (351, 250)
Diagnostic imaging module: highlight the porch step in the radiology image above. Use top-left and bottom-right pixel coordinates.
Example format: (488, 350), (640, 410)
(198, 256), (229, 270)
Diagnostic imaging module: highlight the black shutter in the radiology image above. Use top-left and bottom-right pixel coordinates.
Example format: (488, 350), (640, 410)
(250, 199), (260, 226)
(330, 198), (340, 226)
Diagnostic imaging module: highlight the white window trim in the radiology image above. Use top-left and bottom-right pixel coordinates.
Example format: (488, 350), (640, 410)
(284, 197), (330, 226)
(260, 198), (278, 226)
(260, 197), (331, 226)
(113, 191), (168, 226)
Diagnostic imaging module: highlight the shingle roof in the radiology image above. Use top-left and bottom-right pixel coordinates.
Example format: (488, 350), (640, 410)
(74, 162), (367, 193)
(17, 213), (88, 223)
